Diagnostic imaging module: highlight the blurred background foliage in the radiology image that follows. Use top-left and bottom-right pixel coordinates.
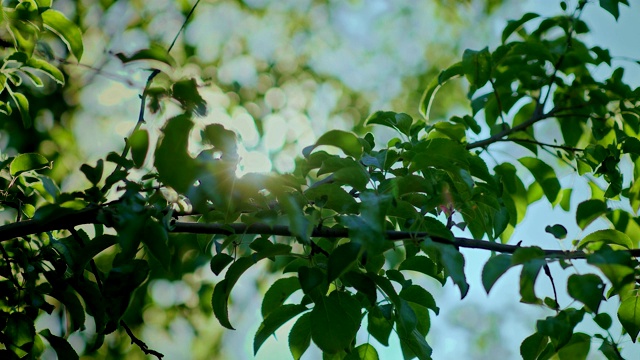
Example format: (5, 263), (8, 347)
(0, 0), (554, 358)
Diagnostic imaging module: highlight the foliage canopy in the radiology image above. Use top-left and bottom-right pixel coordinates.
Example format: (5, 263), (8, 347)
(0, 0), (639, 359)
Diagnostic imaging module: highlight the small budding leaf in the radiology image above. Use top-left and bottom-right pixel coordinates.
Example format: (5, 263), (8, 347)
(545, 224), (567, 239)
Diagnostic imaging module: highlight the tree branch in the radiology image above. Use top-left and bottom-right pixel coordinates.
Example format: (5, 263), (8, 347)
(466, 108), (558, 150)
(2, 211), (639, 260)
(493, 138), (584, 152)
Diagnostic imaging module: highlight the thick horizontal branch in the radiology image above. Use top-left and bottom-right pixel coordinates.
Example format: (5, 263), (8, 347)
(171, 222), (619, 259)
(1, 210), (638, 259)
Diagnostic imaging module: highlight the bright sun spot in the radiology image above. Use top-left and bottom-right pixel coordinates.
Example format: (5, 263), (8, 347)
(236, 147), (272, 176)
(97, 82), (137, 107)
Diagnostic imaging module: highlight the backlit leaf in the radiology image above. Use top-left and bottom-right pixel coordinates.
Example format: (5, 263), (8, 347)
(618, 295), (640, 342)
(42, 9), (83, 60)
(576, 199), (608, 230)
(10, 153), (50, 176)
(262, 277), (301, 318)
(303, 130), (363, 159)
(519, 157), (561, 203)
(289, 313), (312, 360)
(419, 62), (463, 121)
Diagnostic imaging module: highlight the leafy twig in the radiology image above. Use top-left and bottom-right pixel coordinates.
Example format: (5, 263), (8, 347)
(101, 0), (202, 192)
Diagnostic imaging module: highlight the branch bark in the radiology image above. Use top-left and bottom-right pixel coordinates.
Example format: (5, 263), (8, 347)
(2, 209), (636, 260)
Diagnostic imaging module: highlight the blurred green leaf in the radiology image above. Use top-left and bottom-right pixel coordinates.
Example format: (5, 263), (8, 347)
(9, 91), (32, 128)
(419, 62), (463, 120)
(578, 229), (632, 250)
(576, 199), (608, 230)
(129, 130), (149, 168)
(10, 153), (49, 176)
(303, 130), (363, 159)
(42, 9), (83, 60)
(39, 330), (78, 360)
(519, 157), (561, 203)
(116, 46), (175, 66)
(502, 13), (540, 43)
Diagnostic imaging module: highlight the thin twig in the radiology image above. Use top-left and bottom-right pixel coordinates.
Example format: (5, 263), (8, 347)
(495, 138), (584, 152)
(120, 320), (164, 360)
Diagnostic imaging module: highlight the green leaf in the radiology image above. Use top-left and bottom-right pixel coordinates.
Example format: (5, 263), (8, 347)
(39, 329), (79, 360)
(172, 78), (207, 116)
(557, 333), (591, 360)
(310, 291), (361, 354)
(327, 242), (361, 283)
(594, 313), (612, 330)
(129, 129), (149, 168)
(289, 312), (312, 360)
(140, 218), (170, 268)
(520, 332), (549, 360)
(399, 285), (439, 315)
(587, 246), (635, 294)
(262, 277), (301, 318)
(567, 274), (605, 313)
(303, 130), (363, 159)
(462, 47), (491, 89)
(154, 115), (199, 193)
(9, 91), (32, 128)
(365, 111), (413, 136)
(502, 13), (540, 43)
(399, 255), (442, 284)
(254, 304), (308, 355)
(618, 295), (640, 342)
(367, 305), (393, 346)
(419, 62), (464, 120)
(116, 46), (175, 66)
(421, 240), (469, 298)
(536, 309), (585, 350)
(545, 224), (567, 240)
(10, 153), (50, 176)
(210, 253), (233, 276)
(481, 254), (513, 294)
(25, 57), (64, 84)
(577, 229), (633, 250)
(518, 257), (546, 305)
(599, 0), (627, 20)
(519, 157), (561, 203)
(5, 312), (35, 350)
(346, 344), (379, 360)
(41, 9), (83, 61)
(576, 199), (609, 230)
(80, 159), (103, 185)
(50, 285), (85, 332)
(213, 245), (292, 329)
